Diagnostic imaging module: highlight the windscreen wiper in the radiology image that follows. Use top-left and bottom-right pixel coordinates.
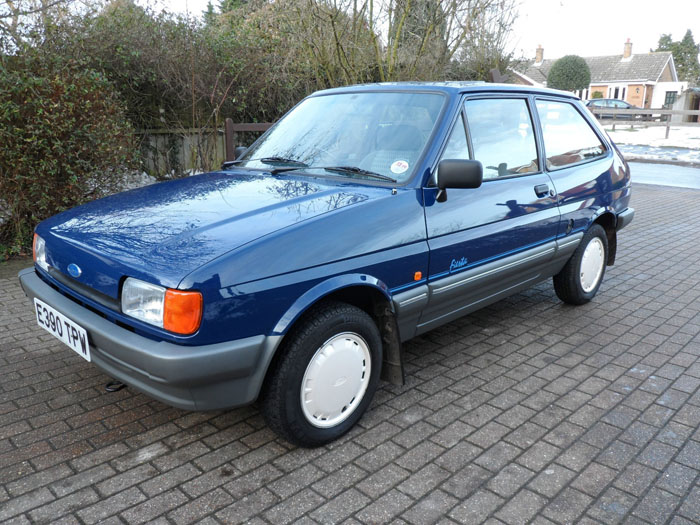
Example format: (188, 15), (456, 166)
(270, 164), (397, 183)
(222, 156), (308, 169)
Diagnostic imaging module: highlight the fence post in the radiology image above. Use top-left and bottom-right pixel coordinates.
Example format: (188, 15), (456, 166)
(612, 111), (616, 131)
(665, 117), (671, 139)
(224, 118), (236, 162)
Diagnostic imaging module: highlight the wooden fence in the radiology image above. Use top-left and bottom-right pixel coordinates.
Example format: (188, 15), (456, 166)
(135, 121), (273, 176)
(588, 108), (700, 139)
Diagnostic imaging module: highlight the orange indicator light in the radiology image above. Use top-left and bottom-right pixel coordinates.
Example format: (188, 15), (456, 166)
(414, 271), (422, 281)
(163, 289), (203, 335)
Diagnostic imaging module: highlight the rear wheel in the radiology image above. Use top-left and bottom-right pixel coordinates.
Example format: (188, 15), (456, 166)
(554, 224), (608, 305)
(261, 301), (382, 447)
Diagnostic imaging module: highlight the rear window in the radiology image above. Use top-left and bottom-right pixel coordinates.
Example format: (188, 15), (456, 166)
(536, 100), (606, 170)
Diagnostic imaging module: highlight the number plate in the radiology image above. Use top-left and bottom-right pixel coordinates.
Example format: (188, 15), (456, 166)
(34, 298), (91, 362)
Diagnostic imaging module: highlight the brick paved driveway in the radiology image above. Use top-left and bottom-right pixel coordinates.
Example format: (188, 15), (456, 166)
(2, 183), (700, 524)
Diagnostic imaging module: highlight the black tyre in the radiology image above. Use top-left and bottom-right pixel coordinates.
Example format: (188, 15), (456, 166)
(553, 224), (608, 305)
(261, 301), (382, 447)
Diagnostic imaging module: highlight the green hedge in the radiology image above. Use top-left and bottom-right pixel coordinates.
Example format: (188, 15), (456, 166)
(0, 53), (136, 258)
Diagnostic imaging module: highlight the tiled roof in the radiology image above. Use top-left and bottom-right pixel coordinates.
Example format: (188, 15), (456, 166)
(518, 52), (673, 85)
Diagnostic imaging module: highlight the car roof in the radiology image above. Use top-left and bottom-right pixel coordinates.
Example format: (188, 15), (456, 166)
(312, 82), (580, 100)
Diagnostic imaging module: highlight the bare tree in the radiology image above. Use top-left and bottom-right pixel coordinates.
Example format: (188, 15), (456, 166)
(273, 0), (519, 84)
(0, 0), (72, 50)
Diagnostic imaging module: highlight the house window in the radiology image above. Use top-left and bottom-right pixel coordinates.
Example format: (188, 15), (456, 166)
(664, 91), (678, 107)
(622, 87), (626, 101)
(613, 87), (620, 99)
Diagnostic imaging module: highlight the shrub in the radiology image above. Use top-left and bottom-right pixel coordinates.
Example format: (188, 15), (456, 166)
(0, 52), (136, 258)
(547, 55), (591, 92)
(591, 91), (604, 99)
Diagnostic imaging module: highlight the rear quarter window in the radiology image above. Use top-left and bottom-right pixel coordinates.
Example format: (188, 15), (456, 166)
(536, 100), (606, 170)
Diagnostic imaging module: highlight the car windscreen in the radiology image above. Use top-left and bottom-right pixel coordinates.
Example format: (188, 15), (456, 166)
(235, 91), (445, 183)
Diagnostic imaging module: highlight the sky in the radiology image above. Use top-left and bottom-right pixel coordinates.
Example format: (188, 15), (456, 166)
(161, 0), (700, 61)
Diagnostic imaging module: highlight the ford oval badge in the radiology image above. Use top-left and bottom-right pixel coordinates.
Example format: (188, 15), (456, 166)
(67, 263), (82, 278)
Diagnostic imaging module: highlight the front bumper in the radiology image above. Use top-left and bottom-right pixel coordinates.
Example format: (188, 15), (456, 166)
(19, 268), (281, 410)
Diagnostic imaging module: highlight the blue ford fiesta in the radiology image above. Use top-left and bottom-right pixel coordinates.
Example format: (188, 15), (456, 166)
(20, 82), (634, 446)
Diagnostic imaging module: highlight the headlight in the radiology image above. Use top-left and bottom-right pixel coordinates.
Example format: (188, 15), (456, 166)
(121, 277), (166, 327)
(33, 234), (49, 271)
(121, 277), (202, 335)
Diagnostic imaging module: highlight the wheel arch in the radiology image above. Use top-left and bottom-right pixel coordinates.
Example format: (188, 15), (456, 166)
(266, 275), (404, 390)
(592, 209), (617, 265)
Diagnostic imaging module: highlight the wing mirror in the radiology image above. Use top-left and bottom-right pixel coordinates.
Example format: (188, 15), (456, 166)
(436, 159), (483, 202)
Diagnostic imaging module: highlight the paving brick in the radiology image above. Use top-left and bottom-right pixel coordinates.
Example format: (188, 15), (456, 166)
(77, 487), (147, 524)
(119, 489), (189, 524)
(656, 462), (697, 497)
(6, 463), (73, 497)
(677, 486), (700, 521)
(495, 488), (546, 525)
(637, 440), (677, 470)
(263, 487), (325, 524)
(110, 443), (169, 472)
(357, 489), (414, 524)
(612, 462), (658, 497)
(167, 488), (233, 525)
(309, 488), (370, 523)
(587, 487), (637, 524)
(434, 441), (481, 473)
(597, 440), (638, 470)
(28, 487), (99, 524)
(395, 441), (445, 472)
(0, 487), (54, 521)
(69, 443), (129, 472)
(528, 463), (577, 499)
(268, 463), (325, 499)
(311, 463), (367, 499)
(542, 487), (593, 523)
(486, 463), (534, 498)
(674, 440), (700, 469)
(397, 463), (451, 499)
(224, 464), (283, 499)
(474, 442), (520, 472)
(402, 489), (458, 525)
(631, 487), (681, 524)
(96, 463), (159, 497)
(449, 488), (503, 524)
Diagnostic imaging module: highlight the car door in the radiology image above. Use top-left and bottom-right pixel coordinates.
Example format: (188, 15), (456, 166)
(418, 95), (561, 334)
(534, 97), (623, 239)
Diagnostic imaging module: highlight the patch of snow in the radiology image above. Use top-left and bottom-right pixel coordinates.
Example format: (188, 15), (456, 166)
(604, 125), (700, 149)
(120, 171), (157, 190)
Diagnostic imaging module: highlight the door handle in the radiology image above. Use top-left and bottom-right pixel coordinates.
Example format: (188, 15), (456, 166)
(534, 184), (550, 198)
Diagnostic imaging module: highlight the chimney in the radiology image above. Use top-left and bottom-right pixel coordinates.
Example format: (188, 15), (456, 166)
(623, 38), (632, 59)
(535, 45), (544, 64)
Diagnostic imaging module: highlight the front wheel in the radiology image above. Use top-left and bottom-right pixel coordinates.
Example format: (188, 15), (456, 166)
(553, 224), (608, 305)
(261, 301), (382, 447)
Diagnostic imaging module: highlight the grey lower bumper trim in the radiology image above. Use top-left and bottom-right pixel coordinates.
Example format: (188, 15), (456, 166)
(18, 268), (280, 410)
(617, 207), (635, 231)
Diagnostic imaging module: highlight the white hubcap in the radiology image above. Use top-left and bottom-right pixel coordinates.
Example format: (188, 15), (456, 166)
(580, 237), (605, 293)
(301, 332), (371, 428)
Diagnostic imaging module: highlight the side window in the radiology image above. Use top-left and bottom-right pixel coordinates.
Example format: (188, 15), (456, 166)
(536, 100), (607, 170)
(464, 98), (539, 180)
(440, 114), (469, 161)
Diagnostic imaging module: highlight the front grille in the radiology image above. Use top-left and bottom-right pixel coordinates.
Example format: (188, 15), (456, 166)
(48, 267), (120, 312)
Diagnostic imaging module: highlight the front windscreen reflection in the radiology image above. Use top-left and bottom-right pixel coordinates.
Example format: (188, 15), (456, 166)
(236, 91), (445, 183)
